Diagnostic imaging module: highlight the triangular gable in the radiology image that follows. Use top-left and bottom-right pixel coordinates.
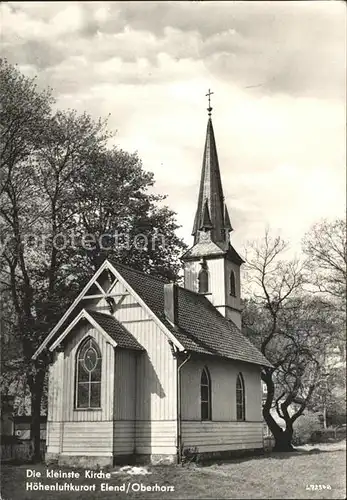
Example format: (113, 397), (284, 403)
(49, 309), (118, 352)
(32, 260), (184, 360)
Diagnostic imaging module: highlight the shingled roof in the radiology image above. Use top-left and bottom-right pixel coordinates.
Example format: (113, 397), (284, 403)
(112, 262), (271, 367)
(87, 310), (144, 351)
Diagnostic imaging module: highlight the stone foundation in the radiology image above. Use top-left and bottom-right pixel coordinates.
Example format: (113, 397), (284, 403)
(45, 452), (59, 466)
(193, 448), (264, 463)
(113, 454), (136, 466)
(135, 454), (177, 465)
(46, 452), (177, 468)
(57, 455), (113, 468)
(47, 449), (260, 468)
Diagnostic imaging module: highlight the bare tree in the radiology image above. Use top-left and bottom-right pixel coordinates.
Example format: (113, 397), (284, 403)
(302, 218), (346, 304)
(243, 230), (333, 451)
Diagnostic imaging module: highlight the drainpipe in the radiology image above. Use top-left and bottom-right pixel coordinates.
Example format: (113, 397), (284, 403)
(176, 351), (191, 464)
(164, 284), (191, 463)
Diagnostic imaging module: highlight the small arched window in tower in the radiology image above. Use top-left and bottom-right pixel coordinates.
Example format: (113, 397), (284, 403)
(201, 367), (211, 421)
(230, 270), (236, 297)
(236, 373), (245, 421)
(75, 337), (102, 409)
(198, 261), (209, 294)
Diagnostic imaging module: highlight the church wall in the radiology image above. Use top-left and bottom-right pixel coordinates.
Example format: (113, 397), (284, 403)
(62, 323), (115, 422)
(224, 260), (241, 305)
(114, 350), (136, 420)
(183, 260), (199, 292)
(206, 257), (226, 306)
(48, 323), (115, 459)
(223, 259), (242, 329)
(184, 257), (242, 328)
(184, 257), (225, 306)
(113, 350), (136, 456)
(96, 278), (178, 457)
(180, 357), (263, 452)
(61, 421), (113, 456)
(46, 350), (64, 456)
(181, 421), (263, 452)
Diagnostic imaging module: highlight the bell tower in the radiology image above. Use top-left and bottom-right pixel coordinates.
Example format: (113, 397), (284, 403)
(181, 90), (244, 330)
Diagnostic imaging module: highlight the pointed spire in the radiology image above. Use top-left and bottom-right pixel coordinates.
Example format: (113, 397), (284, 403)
(200, 199), (213, 230)
(224, 204), (233, 232)
(192, 112), (229, 244)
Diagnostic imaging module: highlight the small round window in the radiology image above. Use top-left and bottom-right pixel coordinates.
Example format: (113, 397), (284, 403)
(84, 347), (98, 371)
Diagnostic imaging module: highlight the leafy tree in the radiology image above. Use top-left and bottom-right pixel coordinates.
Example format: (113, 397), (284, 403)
(302, 218), (346, 421)
(63, 146), (184, 282)
(0, 60), (186, 459)
(0, 59), (54, 196)
(307, 362), (346, 429)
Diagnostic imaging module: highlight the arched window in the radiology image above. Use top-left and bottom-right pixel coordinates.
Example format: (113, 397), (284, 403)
(230, 270), (236, 297)
(75, 337), (102, 409)
(201, 367), (211, 421)
(198, 261), (209, 294)
(236, 373), (245, 421)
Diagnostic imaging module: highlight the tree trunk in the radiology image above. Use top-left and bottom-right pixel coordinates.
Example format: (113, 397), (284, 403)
(272, 429), (295, 452)
(322, 405), (327, 429)
(30, 370), (45, 462)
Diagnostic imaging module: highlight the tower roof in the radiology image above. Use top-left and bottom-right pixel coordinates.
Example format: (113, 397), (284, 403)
(192, 117), (230, 244)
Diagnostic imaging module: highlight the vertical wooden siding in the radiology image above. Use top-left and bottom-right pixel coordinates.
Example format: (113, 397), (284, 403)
(223, 259), (242, 328)
(114, 350), (136, 420)
(107, 279), (177, 454)
(107, 279), (177, 422)
(184, 258), (226, 307)
(113, 350), (136, 455)
(48, 270), (179, 458)
(62, 323), (115, 422)
(46, 351), (64, 454)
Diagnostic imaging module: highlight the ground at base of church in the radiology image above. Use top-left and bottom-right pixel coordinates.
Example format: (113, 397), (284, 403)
(1, 441), (345, 500)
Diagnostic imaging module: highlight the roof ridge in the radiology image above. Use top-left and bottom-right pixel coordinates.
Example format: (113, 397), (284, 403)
(177, 284), (206, 299)
(110, 261), (171, 284)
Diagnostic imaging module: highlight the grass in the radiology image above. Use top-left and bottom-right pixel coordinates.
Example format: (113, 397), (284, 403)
(1, 441), (346, 500)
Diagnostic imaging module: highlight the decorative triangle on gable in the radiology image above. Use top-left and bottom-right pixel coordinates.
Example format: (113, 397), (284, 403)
(32, 259), (185, 360)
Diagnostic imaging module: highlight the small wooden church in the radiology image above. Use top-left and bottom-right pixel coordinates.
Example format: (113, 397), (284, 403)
(33, 101), (271, 467)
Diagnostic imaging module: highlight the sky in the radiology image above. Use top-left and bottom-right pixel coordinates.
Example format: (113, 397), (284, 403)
(1, 1), (346, 255)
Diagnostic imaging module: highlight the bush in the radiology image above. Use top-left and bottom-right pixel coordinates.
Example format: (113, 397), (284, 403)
(292, 413), (322, 445)
(311, 426), (347, 443)
(181, 445), (199, 465)
(0, 434), (21, 444)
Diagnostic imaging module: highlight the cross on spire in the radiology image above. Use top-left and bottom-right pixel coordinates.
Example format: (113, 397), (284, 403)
(206, 88), (214, 116)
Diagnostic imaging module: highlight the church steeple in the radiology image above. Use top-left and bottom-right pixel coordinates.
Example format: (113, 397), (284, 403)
(181, 90), (244, 329)
(192, 115), (231, 244)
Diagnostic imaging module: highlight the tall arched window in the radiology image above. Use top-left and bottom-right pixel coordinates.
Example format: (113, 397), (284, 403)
(75, 337), (102, 409)
(198, 261), (209, 294)
(201, 367), (211, 421)
(236, 373), (245, 421)
(230, 270), (236, 297)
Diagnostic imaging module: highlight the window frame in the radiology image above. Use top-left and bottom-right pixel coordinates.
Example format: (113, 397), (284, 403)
(200, 366), (212, 421)
(198, 266), (209, 294)
(229, 270), (236, 297)
(236, 372), (245, 421)
(75, 337), (102, 410)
